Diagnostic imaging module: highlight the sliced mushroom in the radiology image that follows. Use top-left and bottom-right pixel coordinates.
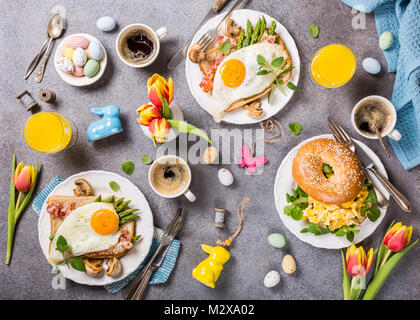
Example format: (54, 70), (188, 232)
(106, 257), (122, 277)
(188, 43), (205, 63)
(223, 18), (242, 38)
(244, 101), (264, 119)
(73, 178), (92, 196)
(84, 258), (103, 276)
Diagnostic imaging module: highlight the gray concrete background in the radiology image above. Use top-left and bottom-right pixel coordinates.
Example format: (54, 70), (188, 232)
(0, 0), (419, 300)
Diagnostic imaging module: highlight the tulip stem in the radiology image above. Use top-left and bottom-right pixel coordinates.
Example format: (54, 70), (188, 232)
(379, 249), (392, 269)
(15, 192), (23, 217)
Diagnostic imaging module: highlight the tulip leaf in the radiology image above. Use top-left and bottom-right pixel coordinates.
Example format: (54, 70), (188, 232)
(363, 239), (418, 300)
(167, 119), (211, 143)
(161, 97), (171, 119)
(6, 154), (17, 264)
(341, 250), (351, 300)
(374, 221), (395, 274)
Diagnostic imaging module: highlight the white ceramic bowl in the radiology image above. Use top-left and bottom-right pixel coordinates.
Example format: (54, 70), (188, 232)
(54, 33), (107, 86)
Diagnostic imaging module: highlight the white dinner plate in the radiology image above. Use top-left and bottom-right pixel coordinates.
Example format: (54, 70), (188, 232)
(38, 170), (154, 286)
(185, 9), (300, 125)
(274, 135), (390, 249)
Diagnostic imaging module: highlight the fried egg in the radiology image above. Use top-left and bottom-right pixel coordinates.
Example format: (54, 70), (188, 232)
(211, 43), (288, 121)
(49, 202), (121, 264)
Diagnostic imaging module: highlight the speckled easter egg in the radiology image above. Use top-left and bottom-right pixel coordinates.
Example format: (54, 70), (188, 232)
(268, 233), (286, 248)
(87, 41), (103, 61)
(282, 254), (297, 274)
(84, 59), (100, 77)
(264, 271), (280, 288)
(218, 168), (234, 186)
(63, 46), (74, 61)
(379, 31), (394, 50)
(68, 36), (90, 49)
(96, 16), (116, 32)
(362, 57), (381, 74)
(56, 57), (74, 73)
(72, 65), (84, 77)
(72, 48), (87, 67)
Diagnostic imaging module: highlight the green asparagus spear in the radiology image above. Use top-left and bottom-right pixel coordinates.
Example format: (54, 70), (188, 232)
(268, 20), (276, 35)
(258, 16), (266, 41)
(94, 195), (101, 202)
(237, 29), (245, 49)
(119, 208), (139, 218)
(104, 195), (115, 203)
(117, 200), (131, 212)
(250, 18), (261, 44)
(120, 214), (140, 224)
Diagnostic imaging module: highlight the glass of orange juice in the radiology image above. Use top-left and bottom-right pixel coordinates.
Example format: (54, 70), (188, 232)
(310, 44), (357, 88)
(24, 111), (78, 153)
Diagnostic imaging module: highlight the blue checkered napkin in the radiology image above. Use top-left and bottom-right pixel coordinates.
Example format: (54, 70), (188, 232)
(32, 176), (181, 294)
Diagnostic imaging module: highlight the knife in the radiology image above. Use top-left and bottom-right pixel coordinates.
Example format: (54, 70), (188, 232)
(167, 0), (231, 69)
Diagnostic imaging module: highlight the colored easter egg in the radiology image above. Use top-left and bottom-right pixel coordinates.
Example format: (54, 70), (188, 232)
(85, 48), (91, 60)
(362, 57), (381, 74)
(72, 65), (84, 77)
(63, 46), (75, 61)
(218, 168), (234, 186)
(268, 233), (286, 248)
(56, 57), (74, 73)
(282, 254), (297, 274)
(87, 41), (104, 61)
(264, 271), (280, 288)
(379, 31), (394, 50)
(69, 36), (90, 49)
(72, 48), (87, 67)
(96, 16), (116, 32)
(84, 59), (100, 77)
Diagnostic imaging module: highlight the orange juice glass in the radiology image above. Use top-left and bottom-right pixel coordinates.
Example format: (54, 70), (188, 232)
(310, 44), (356, 88)
(24, 112), (77, 153)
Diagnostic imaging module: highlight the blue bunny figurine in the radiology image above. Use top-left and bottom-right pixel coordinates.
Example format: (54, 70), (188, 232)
(87, 104), (123, 142)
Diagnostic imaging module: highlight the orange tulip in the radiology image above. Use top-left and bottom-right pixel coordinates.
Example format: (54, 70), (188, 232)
(149, 118), (170, 143)
(346, 244), (374, 277)
(136, 103), (162, 126)
(14, 162), (36, 193)
(383, 222), (413, 252)
(147, 73), (174, 108)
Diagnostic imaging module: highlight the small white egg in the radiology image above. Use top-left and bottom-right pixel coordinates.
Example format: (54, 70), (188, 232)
(56, 57), (74, 73)
(73, 48), (87, 67)
(218, 168), (234, 186)
(264, 270), (280, 288)
(362, 57), (381, 75)
(96, 16), (116, 32)
(87, 41), (104, 61)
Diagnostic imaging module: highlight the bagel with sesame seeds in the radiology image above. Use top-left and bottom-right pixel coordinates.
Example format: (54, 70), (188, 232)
(292, 138), (364, 205)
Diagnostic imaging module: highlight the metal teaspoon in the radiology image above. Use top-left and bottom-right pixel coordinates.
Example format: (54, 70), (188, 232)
(33, 14), (64, 83)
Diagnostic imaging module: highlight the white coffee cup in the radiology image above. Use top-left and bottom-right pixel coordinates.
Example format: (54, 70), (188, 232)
(148, 155), (196, 202)
(351, 95), (401, 141)
(116, 23), (168, 68)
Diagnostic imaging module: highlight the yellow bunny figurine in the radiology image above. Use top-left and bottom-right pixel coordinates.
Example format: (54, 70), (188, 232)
(192, 244), (231, 288)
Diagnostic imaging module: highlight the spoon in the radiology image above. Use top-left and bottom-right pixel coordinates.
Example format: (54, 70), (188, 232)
(372, 122), (390, 158)
(33, 14), (64, 83)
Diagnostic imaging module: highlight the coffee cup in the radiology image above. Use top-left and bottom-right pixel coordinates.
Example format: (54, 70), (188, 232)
(148, 155), (196, 202)
(351, 95), (401, 141)
(116, 23), (168, 68)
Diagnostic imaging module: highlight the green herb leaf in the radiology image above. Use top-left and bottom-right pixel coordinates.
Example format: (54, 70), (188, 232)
(366, 188), (378, 204)
(122, 161), (135, 175)
(309, 25), (319, 38)
(257, 69), (270, 75)
(70, 257), (86, 272)
(219, 41), (231, 55)
(346, 231), (355, 242)
(271, 56), (284, 68)
(257, 54), (265, 65)
(287, 82), (299, 90)
(141, 155), (153, 165)
(161, 97), (171, 119)
(367, 207), (381, 222)
(289, 122), (302, 135)
(291, 206), (303, 220)
(167, 119), (211, 143)
(56, 235), (70, 253)
(109, 181), (120, 192)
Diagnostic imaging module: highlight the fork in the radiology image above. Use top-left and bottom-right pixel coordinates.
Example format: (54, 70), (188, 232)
(131, 212), (184, 300)
(196, 0), (244, 52)
(122, 208), (184, 299)
(327, 118), (390, 209)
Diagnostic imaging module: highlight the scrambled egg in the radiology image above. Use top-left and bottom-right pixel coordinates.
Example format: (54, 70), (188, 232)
(303, 187), (369, 231)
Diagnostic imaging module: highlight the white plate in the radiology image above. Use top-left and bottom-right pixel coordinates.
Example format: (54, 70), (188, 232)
(274, 135), (390, 249)
(38, 170), (154, 286)
(54, 33), (107, 86)
(185, 9), (300, 125)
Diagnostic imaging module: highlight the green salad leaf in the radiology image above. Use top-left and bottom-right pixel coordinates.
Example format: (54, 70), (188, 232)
(70, 257), (86, 272)
(219, 41), (231, 55)
(109, 181), (120, 192)
(289, 122), (302, 135)
(309, 25), (319, 38)
(122, 161), (135, 175)
(141, 155), (153, 165)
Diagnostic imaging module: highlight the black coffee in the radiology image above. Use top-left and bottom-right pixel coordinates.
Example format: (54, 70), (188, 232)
(120, 28), (156, 65)
(354, 98), (393, 136)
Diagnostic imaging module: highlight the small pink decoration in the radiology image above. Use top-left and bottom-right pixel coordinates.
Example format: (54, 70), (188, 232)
(237, 145), (267, 174)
